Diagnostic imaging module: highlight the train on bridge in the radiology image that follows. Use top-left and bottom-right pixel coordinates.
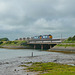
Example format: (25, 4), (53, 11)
(31, 34), (52, 40)
(17, 34), (53, 41)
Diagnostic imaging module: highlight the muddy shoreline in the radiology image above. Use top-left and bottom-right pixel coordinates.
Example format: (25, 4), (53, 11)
(0, 52), (75, 75)
(1, 45), (32, 49)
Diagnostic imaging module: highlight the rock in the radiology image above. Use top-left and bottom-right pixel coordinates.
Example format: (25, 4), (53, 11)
(14, 69), (16, 71)
(53, 59), (57, 62)
(5, 62), (9, 64)
(0, 62), (2, 65)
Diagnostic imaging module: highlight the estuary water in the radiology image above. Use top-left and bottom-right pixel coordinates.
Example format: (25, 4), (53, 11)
(0, 48), (75, 62)
(0, 49), (75, 75)
(0, 48), (53, 61)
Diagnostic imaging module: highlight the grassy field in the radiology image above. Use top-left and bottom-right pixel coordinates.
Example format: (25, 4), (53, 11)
(63, 35), (75, 43)
(0, 40), (28, 46)
(56, 44), (75, 47)
(26, 62), (75, 75)
(62, 40), (75, 43)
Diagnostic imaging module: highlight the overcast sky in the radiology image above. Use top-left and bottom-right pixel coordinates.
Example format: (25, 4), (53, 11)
(0, 0), (75, 40)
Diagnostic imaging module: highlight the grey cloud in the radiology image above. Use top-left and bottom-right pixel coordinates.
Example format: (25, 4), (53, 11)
(0, 0), (75, 40)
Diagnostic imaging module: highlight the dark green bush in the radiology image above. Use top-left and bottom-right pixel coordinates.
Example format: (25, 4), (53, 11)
(0, 38), (9, 41)
(0, 41), (3, 45)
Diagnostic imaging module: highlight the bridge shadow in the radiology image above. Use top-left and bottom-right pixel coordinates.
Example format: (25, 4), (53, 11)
(29, 44), (56, 50)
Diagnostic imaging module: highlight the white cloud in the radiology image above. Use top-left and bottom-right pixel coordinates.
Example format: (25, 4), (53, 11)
(33, 18), (62, 31)
(0, 2), (8, 13)
(0, 24), (23, 31)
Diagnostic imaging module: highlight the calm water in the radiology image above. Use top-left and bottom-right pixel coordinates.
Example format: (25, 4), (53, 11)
(1, 48), (75, 61)
(0, 48), (52, 60)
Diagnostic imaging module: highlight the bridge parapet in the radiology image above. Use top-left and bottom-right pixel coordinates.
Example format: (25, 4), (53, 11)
(26, 38), (66, 49)
(27, 42), (61, 45)
(27, 39), (64, 44)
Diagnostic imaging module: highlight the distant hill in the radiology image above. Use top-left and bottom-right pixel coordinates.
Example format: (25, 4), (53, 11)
(0, 38), (9, 41)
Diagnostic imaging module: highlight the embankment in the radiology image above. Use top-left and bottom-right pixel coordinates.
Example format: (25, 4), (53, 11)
(1, 45), (32, 49)
(50, 43), (75, 52)
(0, 40), (33, 49)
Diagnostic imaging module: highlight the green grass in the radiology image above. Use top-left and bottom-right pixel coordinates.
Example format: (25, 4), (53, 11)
(19, 65), (28, 67)
(27, 62), (75, 75)
(62, 40), (75, 43)
(0, 40), (27, 46)
(56, 44), (75, 47)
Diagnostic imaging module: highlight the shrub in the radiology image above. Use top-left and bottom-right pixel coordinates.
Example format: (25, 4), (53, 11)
(0, 38), (9, 41)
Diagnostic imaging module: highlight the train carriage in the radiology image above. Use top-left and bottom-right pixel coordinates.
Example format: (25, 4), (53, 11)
(42, 34), (52, 39)
(32, 34), (52, 40)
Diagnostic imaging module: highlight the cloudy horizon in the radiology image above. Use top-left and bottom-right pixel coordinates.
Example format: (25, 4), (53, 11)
(0, 0), (75, 40)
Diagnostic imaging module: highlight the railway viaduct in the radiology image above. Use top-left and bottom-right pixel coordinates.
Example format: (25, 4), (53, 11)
(27, 39), (65, 50)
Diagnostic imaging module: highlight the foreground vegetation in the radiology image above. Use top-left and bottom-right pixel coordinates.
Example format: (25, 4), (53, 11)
(26, 62), (75, 75)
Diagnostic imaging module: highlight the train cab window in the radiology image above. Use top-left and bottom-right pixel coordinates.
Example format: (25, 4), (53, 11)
(34, 36), (38, 39)
(43, 36), (46, 39)
(45, 35), (48, 38)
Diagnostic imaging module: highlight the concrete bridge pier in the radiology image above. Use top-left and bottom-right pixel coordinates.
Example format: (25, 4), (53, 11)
(41, 45), (43, 50)
(34, 45), (36, 49)
(50, 45), (52, 49)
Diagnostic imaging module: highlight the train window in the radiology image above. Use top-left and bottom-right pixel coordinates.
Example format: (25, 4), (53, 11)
(43, 36), (46, 38)
(43, 35), (48, 38)
(34, 36), (38, 39)
(33, 34), (52, 39)
(45, 36), (48, 38)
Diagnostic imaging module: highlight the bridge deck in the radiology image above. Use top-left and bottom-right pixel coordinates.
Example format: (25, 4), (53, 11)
(27, 42), (61, 45)
(27, 39), (66, 45)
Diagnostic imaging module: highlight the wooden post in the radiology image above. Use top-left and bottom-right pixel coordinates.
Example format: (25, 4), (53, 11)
(34, 45), (36, 49)
(41, 45), (43, 50)
(31, 52), (33, 57)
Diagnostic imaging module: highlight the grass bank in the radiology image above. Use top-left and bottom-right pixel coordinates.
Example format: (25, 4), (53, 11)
(56, 44), (75, 47)
(0, 40), (32, 49)
(55, 35), (75, 47)
(26, 62), (75, 75)
(50, 44), (75, 52)
(2, 40), (27, 46)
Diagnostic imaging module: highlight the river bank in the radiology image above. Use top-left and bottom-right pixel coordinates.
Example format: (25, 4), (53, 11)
(50, 43), (75, 52)
(1, 45), (32, 49)
(0, 51), (75, 75)
(50, 46), (75, 52)
(0, 40), (33, 49)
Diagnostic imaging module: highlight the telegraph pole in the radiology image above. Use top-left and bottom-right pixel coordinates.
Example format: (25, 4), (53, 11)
(61, 34), (62, 39)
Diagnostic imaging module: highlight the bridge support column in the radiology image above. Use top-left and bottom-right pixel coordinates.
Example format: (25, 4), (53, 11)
(41, 45), (43, 50)
(50, 45), (52, 49)
(34, 45), (36, 49)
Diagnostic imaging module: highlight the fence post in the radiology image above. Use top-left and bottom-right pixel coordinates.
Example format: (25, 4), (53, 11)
(31, 52), (33, 57)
